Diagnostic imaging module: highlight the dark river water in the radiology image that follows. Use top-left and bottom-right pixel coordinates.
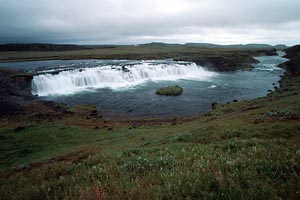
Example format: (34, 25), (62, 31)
(1, 52), (287, 118)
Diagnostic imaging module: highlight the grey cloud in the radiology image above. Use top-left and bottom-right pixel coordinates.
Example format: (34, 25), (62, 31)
(0, 0), (299, 45)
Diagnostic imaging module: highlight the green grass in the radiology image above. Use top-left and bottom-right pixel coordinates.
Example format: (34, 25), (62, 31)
(1, 120), (300, 199)
(1, 65), (300, 199)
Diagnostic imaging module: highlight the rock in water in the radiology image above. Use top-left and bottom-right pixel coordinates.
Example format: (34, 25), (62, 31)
(156, 85), (183, 96)
(212, 102), (218, 109)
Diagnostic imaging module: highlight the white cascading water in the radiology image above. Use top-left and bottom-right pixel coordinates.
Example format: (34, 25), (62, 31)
(32, 62), (215, 96)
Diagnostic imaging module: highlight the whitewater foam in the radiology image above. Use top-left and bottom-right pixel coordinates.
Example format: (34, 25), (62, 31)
(32, 61), (215, 96)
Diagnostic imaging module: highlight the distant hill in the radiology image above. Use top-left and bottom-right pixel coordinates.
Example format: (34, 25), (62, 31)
(0, 42), (289, 52)
(184, 43), (288, 50)
(0, 43), (90, 51)
(138, 42), (180, 47)
(139, 42), (288, 50)
(273, 44), (289, 50)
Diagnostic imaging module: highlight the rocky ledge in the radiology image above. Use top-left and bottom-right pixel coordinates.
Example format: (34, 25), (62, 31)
(0, 67), (102, 120)
(0, 67), (33, 97)
(176, 48), (277, 72)
(0, 67), (33, 116)
(279, 45), (300, 76)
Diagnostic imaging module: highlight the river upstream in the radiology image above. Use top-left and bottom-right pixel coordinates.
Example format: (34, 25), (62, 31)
(2, 52), (287, 118)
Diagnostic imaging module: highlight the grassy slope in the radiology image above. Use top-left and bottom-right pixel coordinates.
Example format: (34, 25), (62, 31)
(0, 68), (300, 199)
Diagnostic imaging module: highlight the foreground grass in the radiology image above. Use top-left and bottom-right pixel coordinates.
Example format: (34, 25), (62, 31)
(1, 75), (300, 199)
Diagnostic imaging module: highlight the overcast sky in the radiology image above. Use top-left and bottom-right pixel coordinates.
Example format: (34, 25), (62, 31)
(0, 0), (300, 45)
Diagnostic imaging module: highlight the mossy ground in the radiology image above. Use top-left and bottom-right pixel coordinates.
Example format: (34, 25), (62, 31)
(1, 71), (300, 199)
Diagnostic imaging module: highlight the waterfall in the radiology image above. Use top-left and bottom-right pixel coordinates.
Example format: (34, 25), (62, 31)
(32, 61), (215, 96)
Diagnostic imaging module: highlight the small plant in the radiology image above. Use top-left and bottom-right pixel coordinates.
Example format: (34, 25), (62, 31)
(121, 155), (176, 174)
(265, 108), (292, 117)
(156, 85), (183, 96)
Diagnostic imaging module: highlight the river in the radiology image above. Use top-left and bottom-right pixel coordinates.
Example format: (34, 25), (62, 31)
(1, 52), (287, 118)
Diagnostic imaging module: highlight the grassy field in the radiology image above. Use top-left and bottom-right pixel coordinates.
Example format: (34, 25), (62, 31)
(0, 46), (261, 61)
(1, 64), (300, 199)
(0, 45), (270, 73)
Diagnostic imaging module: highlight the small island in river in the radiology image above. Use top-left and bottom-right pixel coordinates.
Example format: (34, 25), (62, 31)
(156, 85), (183, 96)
